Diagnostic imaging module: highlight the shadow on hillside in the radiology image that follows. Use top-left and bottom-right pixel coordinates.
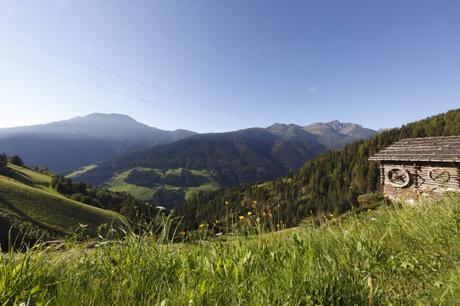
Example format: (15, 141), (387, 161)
(0, 195), (65, 238)
(7, 169), (36, 188)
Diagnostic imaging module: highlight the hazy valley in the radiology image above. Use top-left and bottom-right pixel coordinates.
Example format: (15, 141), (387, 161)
(0, 113), (196, 172)
(63, 116), (376, 207)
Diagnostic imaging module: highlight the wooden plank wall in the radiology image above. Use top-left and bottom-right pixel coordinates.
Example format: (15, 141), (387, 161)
(381, 162), (460, 199)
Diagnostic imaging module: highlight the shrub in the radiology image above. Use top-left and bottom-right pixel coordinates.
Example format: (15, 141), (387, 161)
(357, 192), (386, 207)
(9, 155), (23, 167)
(0, 154), (7, 173)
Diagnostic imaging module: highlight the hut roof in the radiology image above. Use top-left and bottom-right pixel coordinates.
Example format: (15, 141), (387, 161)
(369, 136), (460, 162)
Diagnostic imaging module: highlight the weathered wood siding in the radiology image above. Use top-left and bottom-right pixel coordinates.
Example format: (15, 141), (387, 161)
(381, 162), (460, 200)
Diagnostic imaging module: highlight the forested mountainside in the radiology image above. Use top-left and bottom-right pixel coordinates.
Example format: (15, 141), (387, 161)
(179, 109), (460, 230)
(70, 127), (326, 207)
(71, 121), (375, 207)
(0, 113), (196, 172)
(73, 127), (326, 185)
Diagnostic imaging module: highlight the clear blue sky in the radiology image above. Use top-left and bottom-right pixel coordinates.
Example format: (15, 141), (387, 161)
(0, 0), (459, 133)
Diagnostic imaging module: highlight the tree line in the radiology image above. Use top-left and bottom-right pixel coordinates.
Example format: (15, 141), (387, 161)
(178, 109), (460, 231)
(0, 154), (24, 171)
(49, 175), (150, 220)
(0, 153), (152, 222)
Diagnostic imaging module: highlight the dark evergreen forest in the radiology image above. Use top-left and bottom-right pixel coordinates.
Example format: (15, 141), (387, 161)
(179, 109), (460, 230)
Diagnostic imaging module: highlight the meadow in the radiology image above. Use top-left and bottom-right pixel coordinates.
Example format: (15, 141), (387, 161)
(0, 164), (123, 245)
(104, 166), (221, 205)
(2, 195), (460, 305)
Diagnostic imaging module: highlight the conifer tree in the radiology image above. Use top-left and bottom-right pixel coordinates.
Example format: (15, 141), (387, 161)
(9, 155), (24, 166)
(0, 153), (7, 173)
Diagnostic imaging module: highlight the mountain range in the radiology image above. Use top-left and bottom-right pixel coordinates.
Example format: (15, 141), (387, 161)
(66, 116), (376, 206)
(0, 113), (196, 172)
(304, 120), (377, 149)
(2, 109), (458, 243)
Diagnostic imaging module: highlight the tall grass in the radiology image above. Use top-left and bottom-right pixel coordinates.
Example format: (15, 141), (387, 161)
(2, 195), (460, 305)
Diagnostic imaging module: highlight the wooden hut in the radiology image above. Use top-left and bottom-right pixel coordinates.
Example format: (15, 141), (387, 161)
(369, 136), (460, 201)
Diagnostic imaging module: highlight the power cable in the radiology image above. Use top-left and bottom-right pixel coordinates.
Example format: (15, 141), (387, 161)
(0, 32), (233, 116)
(0, 54), (236, 129)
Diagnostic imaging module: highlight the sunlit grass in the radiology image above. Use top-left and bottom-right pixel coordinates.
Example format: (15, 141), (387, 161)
(65, 164), (98, 179)
(2, 195), (460, 305)
(0, 165), (124, 243)
(104, 167), (221, 201)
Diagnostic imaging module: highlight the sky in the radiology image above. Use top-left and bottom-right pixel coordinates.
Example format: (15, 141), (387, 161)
(0, 0), (459, 133)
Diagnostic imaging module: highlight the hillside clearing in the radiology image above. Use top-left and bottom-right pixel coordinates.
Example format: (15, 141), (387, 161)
(65, 164), (98, 178)
(0, 164), (124, 245)
(104, 167), (220, 202)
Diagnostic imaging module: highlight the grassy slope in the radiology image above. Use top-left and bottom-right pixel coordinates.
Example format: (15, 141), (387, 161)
(105, 167), (221, 201)
(106, 167), (157, 200)
(66, 164), (98, 178)
(0, 164), (123, 242)
(3, 195), (460, 305)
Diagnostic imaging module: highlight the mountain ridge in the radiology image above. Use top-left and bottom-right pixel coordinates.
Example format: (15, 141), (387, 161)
(304, 120), (377, 149)
(70, 119), (376, 206)
(0, 113), (197, 172)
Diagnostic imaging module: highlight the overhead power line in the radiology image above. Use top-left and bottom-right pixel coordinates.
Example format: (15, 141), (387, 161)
(0, 54), (236, 129)
(0, 32), (232, 116)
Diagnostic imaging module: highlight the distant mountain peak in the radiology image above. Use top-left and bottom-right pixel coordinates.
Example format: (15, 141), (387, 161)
(306, 120), (368, 135)
(266, 120), (376, 149)
(267, 122), (299, 131)
(328, 119), (352, 130)
(304, 120), (377, 150)
(329, 119), (343, 125)
(84, 112), (136, 120)
(71, 113), (143, 125)
(267, 123), (316, 139)
(0, 113), (197, 172)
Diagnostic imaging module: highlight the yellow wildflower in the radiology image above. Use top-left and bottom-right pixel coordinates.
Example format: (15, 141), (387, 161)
(247, 212), (252, 217)
(198, 224), (205, 229)
(367, 276), (373, 288)
(239, 216), (244, 221)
